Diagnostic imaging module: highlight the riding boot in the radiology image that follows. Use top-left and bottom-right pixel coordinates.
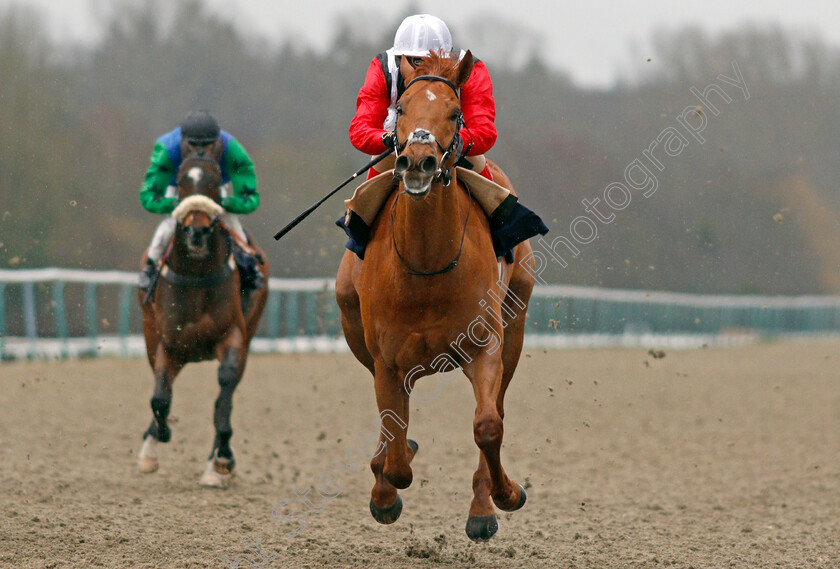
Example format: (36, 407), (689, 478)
(138, 258), (158, 293)
(233, 247), (264, 291)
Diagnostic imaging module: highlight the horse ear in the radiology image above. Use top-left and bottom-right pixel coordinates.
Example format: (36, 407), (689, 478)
(399, 55), (417, 84)
(455, 50), (474, 89)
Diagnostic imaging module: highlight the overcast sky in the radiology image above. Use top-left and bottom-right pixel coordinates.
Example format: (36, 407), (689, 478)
(1, 0), (836, 87)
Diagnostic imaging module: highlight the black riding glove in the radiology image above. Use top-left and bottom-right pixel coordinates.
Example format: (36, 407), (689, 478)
(381, 131), (398, 149)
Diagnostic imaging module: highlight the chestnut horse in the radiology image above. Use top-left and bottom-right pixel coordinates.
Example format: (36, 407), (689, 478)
(137, 150), (269, 487)
(336, 51), (534, 541)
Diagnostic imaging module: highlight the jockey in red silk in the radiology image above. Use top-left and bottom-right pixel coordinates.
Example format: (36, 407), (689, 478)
(349, 14), (497, 181)
(138, 110), (262, 292)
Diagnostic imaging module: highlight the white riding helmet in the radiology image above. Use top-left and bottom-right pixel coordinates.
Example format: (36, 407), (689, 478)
(392, 14), (452, 57)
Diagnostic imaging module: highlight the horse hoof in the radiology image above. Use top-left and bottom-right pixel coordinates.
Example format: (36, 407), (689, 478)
(407, 438), (419, 456)
(494, 483), (527, 512)
(199, 459), (229, 489)
(138, 436), (159, 473)
(369, 495), (403, 524)
(214, 456), (235, 476)
(199, 471), (225, 488)
(465, 514), (499, 542)
(138, 456), (159, 474)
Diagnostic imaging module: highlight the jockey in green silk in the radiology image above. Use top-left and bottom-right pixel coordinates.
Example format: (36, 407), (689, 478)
(138, 110), (262, 292)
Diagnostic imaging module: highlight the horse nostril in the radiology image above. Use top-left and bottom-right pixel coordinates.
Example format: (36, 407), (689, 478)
(419, 156), (438, 176)
(395, 155), (410, 174)
(186, 226), (208, 248)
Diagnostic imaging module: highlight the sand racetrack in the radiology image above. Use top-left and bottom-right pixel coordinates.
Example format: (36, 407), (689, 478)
(2, 341), (840, 568)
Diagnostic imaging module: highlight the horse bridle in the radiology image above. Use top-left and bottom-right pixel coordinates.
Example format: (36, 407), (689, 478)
(392, 74), (473, 187)
(389, 74), (474, 276)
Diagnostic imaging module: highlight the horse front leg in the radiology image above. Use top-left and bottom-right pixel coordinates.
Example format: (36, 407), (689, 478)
(201, 334), (246, 488)
(463, 351), (526, 541)
(138, 344), (184, 473)
(369, 363), (418, 524)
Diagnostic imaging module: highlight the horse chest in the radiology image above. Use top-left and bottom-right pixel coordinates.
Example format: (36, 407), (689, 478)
(161, 312), (232, 355)
(363, 301), (486, 363)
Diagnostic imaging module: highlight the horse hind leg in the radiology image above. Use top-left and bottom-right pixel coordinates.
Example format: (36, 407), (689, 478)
(476, 246), (533, 517)
(200, 345), (243, 488)
(138, 434), (159, 473)
(476, 322), (530, 512)
(463, 352), (526, 541)
(369, 433), (419, 524)
(499, 253), (534, 419)
(243, 277), (268, 344)
(471, 242), (534, 511)
(465, 454), (498, 541)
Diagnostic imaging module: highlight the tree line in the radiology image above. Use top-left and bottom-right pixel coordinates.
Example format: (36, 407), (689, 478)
(2, 0), (840, 294)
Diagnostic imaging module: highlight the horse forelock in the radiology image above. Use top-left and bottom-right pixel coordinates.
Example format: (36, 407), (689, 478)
(413, 50), (460, 83)
(176, 154), (223, 203)
(178, 155), (222, 185)
(172, 194), (224, 223)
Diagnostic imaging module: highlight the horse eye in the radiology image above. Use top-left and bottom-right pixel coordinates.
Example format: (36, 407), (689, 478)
(451, 110), (461, 122)
(396, 105), (403, 116)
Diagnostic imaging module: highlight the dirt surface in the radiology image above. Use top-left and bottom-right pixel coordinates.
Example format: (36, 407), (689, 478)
(2, 340), (840, 568)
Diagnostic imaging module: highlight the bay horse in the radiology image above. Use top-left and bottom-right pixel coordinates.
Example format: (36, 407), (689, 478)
(336, 51), (534, 541)
(137, 149), (269, 487)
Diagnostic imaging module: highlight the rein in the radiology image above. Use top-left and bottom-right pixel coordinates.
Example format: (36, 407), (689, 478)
(390, 182), (472, 276)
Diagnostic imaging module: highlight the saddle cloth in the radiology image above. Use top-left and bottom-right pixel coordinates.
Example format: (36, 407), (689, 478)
(336, 167), (548, 262)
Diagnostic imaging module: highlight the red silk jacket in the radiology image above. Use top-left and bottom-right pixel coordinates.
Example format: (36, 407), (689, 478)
(349, 54), (497, 156)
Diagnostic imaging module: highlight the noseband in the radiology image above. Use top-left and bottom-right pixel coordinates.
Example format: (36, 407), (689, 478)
(392, 75), (472, 187)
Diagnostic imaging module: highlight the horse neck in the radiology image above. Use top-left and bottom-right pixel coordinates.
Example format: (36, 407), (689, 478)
(393, 174), (464, 270)
(169, 226), (229, 275)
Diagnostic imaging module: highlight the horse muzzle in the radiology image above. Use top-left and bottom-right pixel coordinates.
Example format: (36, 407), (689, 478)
(185, 225), (213, 257)
(395, 153), (439, 197)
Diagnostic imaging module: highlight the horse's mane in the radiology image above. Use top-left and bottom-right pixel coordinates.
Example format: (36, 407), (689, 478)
(412, 50), (460, 82)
